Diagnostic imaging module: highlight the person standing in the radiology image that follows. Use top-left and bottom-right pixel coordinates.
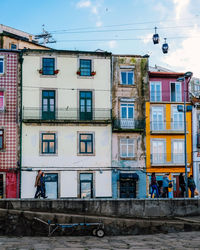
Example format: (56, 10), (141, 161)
(150, 172), (159, 198)
(162, 174), (170, 198)
(34, 170), (42, 198)
(40, 172), (47, 199)
(179, 173), (185, 197)
(188, 175), (196, 198)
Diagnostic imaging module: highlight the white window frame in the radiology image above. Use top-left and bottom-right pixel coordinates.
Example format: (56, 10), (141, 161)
(151, 139), (166, 164)
(150, 81), (162, 102)
(172, 139), (184, 164)
(151, 106), (164, 131)
(0, 57), (4, 75)
(120, 70), (134, 85)
(171, 105), (184, 130)
(120, 102), (134, 128)
(120, 138), (135, 158)
(170, 82), (182, 102)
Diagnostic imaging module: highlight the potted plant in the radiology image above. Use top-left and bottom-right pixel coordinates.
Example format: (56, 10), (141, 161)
(91, 71), (96, 76)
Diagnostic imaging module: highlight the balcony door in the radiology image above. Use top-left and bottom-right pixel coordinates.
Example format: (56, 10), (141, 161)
(172, 106), (184, 130)
(172, 140), (184, 164)
(120, 103), (134, 128)
(80, 91), (92, 120)
(152, 140), (165, 164)
(42, 90), (55, 120)
(152, 107), (164, 131)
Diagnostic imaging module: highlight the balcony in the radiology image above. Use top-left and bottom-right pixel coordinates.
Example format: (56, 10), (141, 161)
(150, 153), (189, 166)
(112, 119), (145, 131)
(150, 121), (186, 134)
(22, 107), (111, 124)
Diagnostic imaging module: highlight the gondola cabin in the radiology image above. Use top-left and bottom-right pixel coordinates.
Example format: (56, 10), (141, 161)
(152, 27), (159, 44)
(162, 38), (169, 54)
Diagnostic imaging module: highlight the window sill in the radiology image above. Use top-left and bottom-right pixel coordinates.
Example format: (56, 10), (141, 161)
(77, 75), (94, 79)
(118, 84), (136, 88)
(40, 153), (58, 156)
(0, 149), (6, 152)
(40, 75), (58, 78)
(120, 157), (136, 161)
(77, 153), (95, 156)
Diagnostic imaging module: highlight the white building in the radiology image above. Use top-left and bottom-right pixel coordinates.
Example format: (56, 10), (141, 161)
(21, 49), (112, 199)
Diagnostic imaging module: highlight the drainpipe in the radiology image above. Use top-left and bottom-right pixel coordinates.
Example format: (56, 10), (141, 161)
(19, 51), (24, 198)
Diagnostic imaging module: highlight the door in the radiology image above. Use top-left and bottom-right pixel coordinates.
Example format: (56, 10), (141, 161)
(42, 90), (55, 120)
(0, 174), (4, 198)
(152, 140), (165, 164)
(171, 82), (182, 102)
(152, 107), (164, 130)
(120, 103), (134, 128)
(172, 106), (184, 130)
(79, 91), (92, 120)
(120, 179), (136, 198)
(80, 173), (93, 198)
(45, 173), (58, 199)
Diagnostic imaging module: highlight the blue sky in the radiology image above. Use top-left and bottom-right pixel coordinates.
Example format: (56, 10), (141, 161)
(1, 0), (200, 76)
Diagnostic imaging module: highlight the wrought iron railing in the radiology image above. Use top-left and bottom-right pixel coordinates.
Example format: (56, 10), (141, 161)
(112, 119), (145, 130)
(150, 121), (187, 132)
(22, 107), (111, 121)
(150, 153), (189, 165)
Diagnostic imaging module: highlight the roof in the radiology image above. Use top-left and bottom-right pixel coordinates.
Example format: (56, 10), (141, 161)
(149, 71), (184, 78)
(22, 49), (112, 56)
(113, 54), (149, 58)
(0, 49), (20, 53)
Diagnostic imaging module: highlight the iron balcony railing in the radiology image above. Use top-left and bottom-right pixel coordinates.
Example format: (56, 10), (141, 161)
(112, 119), (145, 130)
(150, 153), (190, 165)
(22, 107), (111, 122)
(150, 121), (187, 132)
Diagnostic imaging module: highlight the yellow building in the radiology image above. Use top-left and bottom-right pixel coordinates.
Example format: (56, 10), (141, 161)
(146, 71), (192, 198)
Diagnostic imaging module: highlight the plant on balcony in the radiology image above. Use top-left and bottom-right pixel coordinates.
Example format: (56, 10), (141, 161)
(91, 71), (96, 76)
(38, 69), (43, 74)
(76, 69), (81, 75)
(54, 69), (59, 74)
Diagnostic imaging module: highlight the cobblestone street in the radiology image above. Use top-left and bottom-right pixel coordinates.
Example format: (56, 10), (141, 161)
(0, 231), (200, 249)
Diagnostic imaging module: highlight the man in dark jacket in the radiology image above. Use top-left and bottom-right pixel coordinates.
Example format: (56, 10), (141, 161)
(179, 173), (185, 197)
(150, 172), (159, 198)
(188, 175), (196, 198)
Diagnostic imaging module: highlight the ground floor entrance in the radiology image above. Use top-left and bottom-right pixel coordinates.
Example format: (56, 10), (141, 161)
(119, 173), (138, 198)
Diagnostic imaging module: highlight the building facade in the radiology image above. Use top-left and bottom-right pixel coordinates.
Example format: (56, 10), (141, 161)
(111, 55), (148, 198)
(21, 49), (112, 199)
(146, 71), (193, 197)
(0, 50), (20, 198)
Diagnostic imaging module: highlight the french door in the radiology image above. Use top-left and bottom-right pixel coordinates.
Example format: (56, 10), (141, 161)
(152, 107), (164, 130)
(42, 90), (55, 120)
(79, 91), (92, 120)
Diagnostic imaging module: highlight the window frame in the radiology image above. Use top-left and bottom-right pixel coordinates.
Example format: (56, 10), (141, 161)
(170, 82), (182, 102)
(151, 139), (166, 164)
(41, 132), (57, 155)
(120, 70), (134, 85)
(120, 138), (135, 158)
(0, 129), (4, 150)
(150, 81), (162, 102)
(41, 57), (56, 76)
(171, 139), (184, 164)
(0, 57), (4, 75)
(79, 59), (92, 76)
(10, 43), (17, 50)
(79, 133), (94, 154)
(79, 173), (93, 198)
(78, 132), (95, 156)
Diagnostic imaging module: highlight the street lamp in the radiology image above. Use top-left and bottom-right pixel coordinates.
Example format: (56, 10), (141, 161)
(177, 71), (193, 198)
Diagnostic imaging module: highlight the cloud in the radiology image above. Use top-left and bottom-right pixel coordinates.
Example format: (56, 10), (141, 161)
(96, 21), (102, 27)
(161, 26), (200, 77)
(173, 0), (190, 20)
(108, 40), (117, 49)
(141, 33), (152, 44)
(76, 0), (91, 8)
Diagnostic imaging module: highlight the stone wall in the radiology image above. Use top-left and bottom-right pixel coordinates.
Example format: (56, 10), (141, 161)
(0, 199), (200, 218)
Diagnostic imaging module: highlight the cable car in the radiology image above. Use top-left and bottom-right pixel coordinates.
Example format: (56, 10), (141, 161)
(162, 38), (169, 54)
(152, 27), (159, 44)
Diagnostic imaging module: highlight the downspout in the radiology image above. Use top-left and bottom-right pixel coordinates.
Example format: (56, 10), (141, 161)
(111, 54), (113, 198)
(19, 51), (24, 198)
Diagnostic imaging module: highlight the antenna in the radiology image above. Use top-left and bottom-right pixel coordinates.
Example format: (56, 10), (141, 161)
(35, 25), (56, 45)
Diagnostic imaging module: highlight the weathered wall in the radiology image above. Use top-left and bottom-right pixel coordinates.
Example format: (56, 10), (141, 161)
(0, 199), (200, 218)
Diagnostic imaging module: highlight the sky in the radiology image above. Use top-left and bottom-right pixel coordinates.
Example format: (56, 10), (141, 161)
(1, 0), (200, 77)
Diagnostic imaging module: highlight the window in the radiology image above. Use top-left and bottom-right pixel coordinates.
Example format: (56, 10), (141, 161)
(41, 133), (56, 154)
(120, 138), (134, 158)
(172, 106), (184, 130)
(172, 140), (184, 163)
(0, 130), (4, 150)
(152, 140), (165, 164)
(45, 173), (58, 198)
(171, 82), (181, 102)
(79, 91), (92, 120)
(79, 59), (91, 76)
(120, 70), (134, 85)
(10, 44), (17, 50)
(150, 82), (161, 102)
(120, 103), (134, 128)
(0, 91), (4, 110)
(0, 58), (4, 74)
(42, 58), (55, 75)
(42, 90), (55, 120)
(151, 106), (164, 130)
(80, 173), (93, 198)
(79, 133), (93, 154)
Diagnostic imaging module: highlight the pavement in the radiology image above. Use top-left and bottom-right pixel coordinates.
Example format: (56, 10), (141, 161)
(0, 231), (200, 249)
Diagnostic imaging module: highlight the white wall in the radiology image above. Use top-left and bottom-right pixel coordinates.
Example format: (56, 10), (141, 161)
(21, 171), (36, 198)
(95, 171), (112, 197)
(60, 171), (77, 198)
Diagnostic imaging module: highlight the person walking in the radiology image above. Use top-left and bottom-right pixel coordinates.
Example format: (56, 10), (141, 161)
(188, 175), (196, 198)
(34, 170), (42, 198)
(150, 172), (159, 198)
(40, 172), (47, 199)
(162, 174), (170, 198)
(179, 173), (185, 197)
